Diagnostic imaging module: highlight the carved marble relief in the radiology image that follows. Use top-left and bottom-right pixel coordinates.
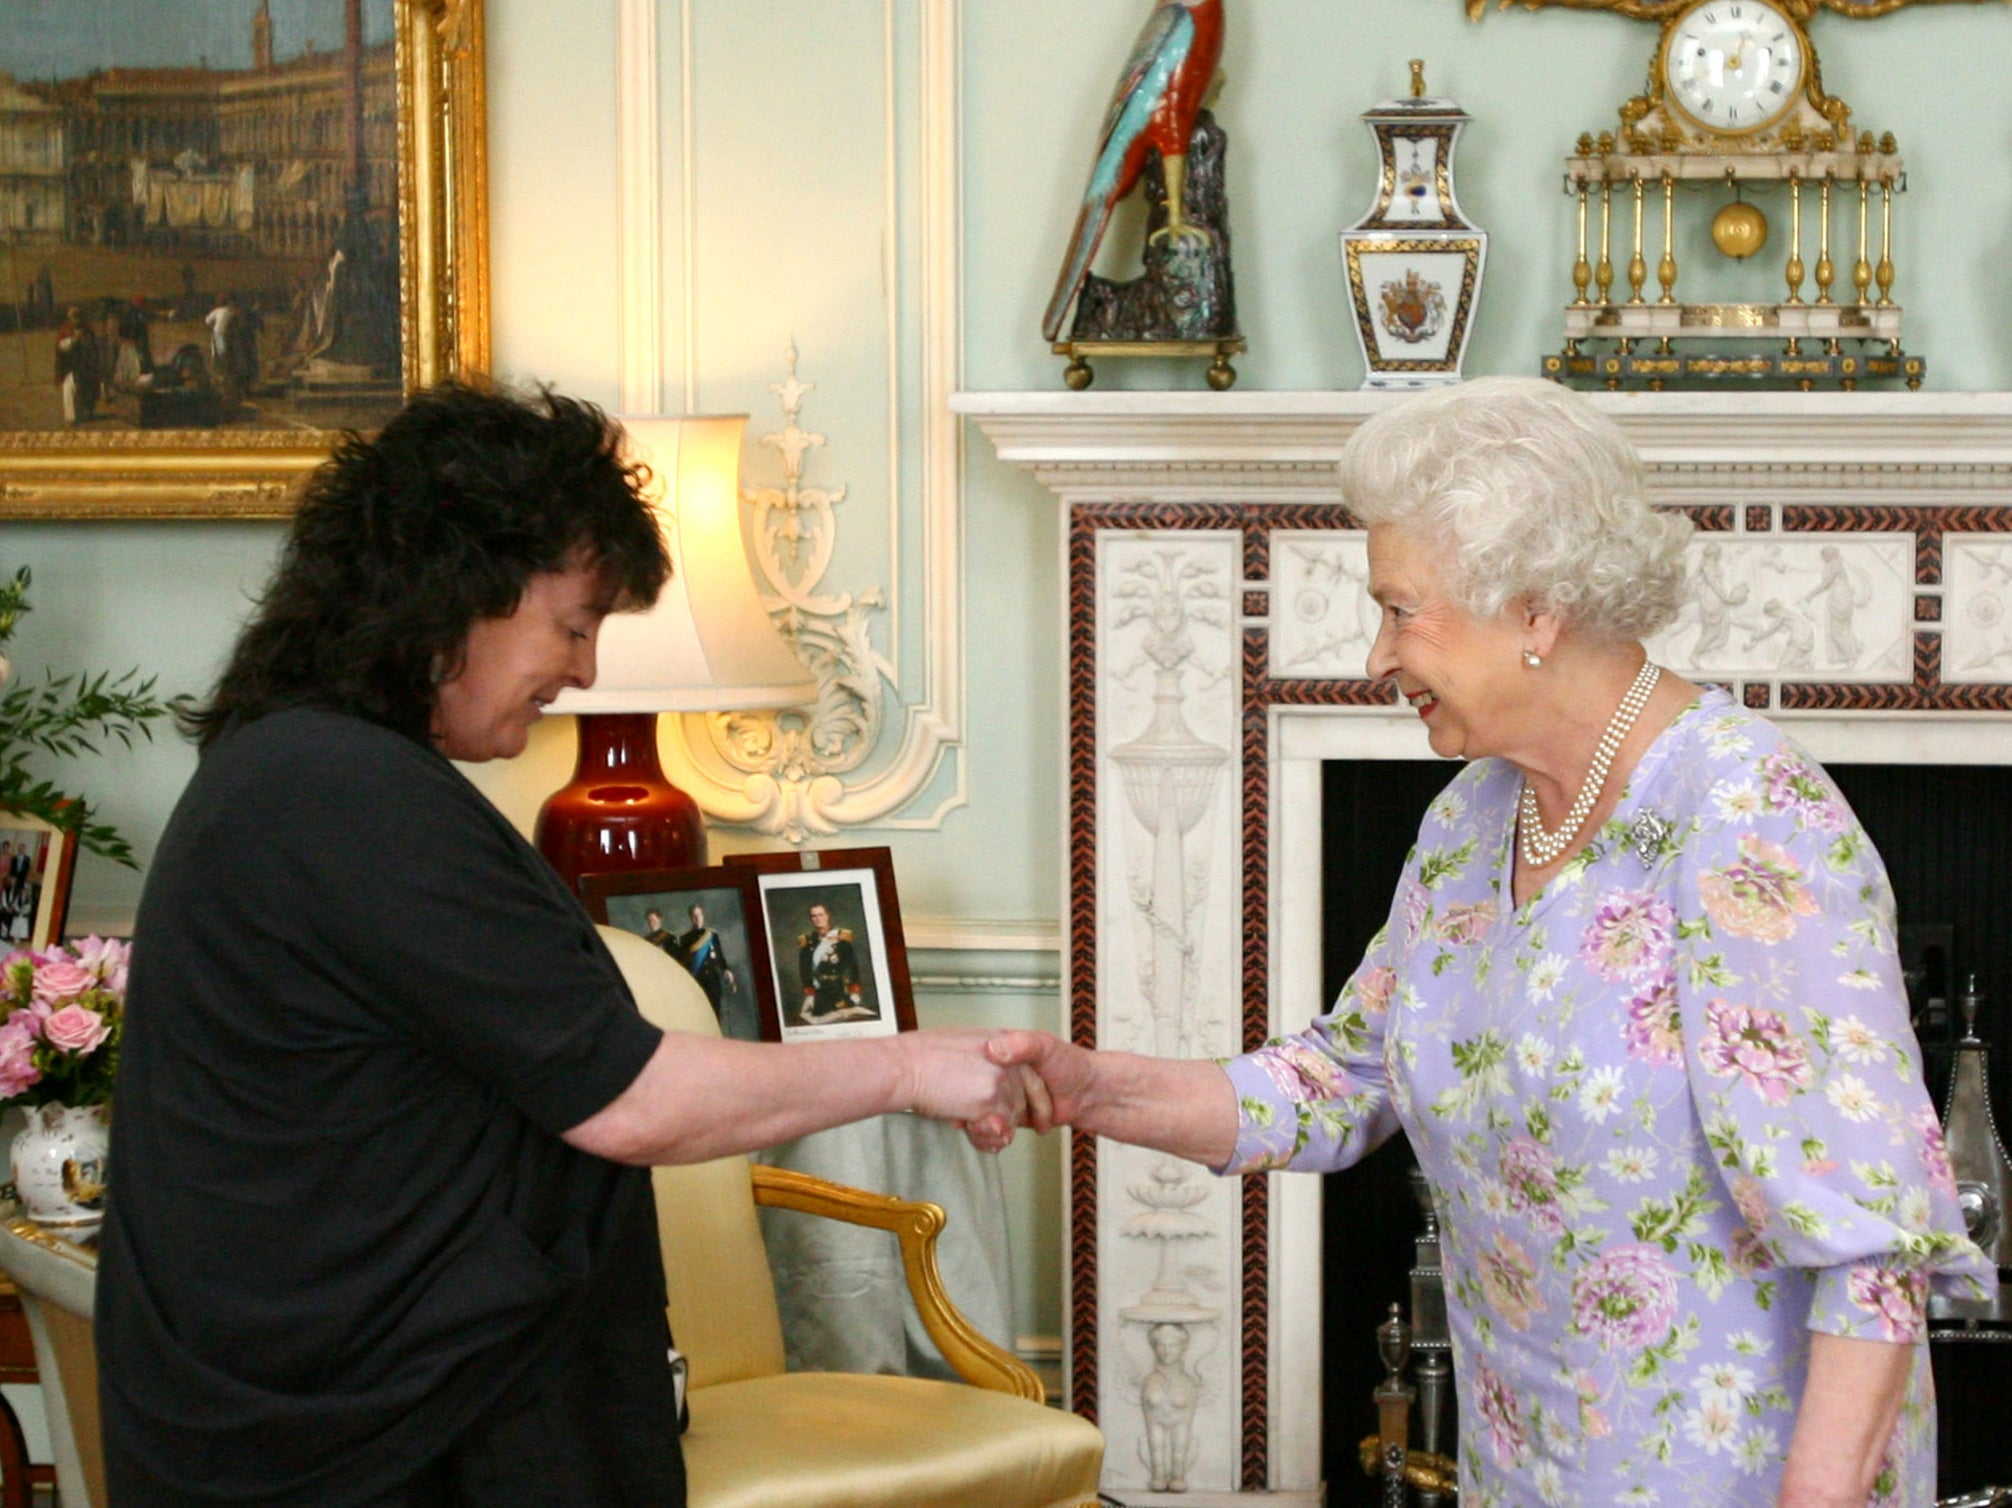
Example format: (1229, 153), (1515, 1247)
(1269, 531), (1374, 679)
(1119, 1158), (1225, 1494)
(1942, 536), (2012, 683)
(1096, 531), (1244, 1493)
(1649, 534), (1914, 682)
(1098, 534), (1240, 1060)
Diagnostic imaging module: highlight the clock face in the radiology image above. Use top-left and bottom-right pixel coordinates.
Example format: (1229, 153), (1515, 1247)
(1661, 0), (1807, 136)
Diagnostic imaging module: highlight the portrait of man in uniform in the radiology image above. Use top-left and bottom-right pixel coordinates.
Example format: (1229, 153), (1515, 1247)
(674, 902), (739, 1018)
(794, 901), (873, 1025)
(742, 856), (919, 1044)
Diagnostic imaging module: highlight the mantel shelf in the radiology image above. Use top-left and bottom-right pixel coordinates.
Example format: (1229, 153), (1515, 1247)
(952, 389), (2012, 478)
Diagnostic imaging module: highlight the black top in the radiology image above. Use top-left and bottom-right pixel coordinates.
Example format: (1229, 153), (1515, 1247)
(96, 709), (678, 1504)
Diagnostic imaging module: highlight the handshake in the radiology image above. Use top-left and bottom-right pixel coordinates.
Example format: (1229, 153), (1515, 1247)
(898, 1028), (1235, 1168)
(899, 1029), (1087, 1154)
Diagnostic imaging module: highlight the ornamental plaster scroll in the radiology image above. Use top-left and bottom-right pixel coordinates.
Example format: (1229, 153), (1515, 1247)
(669, 337), (968, 841)
(1098, 534), (1242, 1063)
(1648, 534), (1914, 682)
(1943, 537), (2012, 683)
(683, 344), (893, 844)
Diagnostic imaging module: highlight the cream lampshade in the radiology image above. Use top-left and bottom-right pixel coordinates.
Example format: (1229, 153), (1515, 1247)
(534, 414), (815, 891)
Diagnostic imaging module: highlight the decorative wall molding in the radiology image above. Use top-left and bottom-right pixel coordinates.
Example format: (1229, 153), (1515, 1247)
(625, 1), (967, 839)
(958, 387), (2012, 1502)
(615, 0), (664, 413)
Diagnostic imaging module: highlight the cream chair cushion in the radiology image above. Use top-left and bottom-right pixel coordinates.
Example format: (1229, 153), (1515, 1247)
(598, 926), (1104, 1508)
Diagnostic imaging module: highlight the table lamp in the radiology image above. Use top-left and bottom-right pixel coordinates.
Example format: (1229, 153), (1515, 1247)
(535, 414), (816, 892)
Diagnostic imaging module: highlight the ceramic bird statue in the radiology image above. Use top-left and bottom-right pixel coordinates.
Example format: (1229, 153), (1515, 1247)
(1041, 0), (1226, 343)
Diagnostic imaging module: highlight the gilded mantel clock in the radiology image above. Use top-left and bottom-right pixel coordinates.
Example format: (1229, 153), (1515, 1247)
(1469, 0), (2002, 390)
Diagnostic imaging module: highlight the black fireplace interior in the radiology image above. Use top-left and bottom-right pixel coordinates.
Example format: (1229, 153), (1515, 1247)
(1319, 757), (2012, 1502)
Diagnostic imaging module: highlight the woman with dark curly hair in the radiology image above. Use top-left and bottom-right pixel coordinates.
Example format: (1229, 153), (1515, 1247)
(96, 382), (1029, 1507)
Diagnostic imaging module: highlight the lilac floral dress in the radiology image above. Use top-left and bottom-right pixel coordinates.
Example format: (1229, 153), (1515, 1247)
(1224, 687), (1994, 1507)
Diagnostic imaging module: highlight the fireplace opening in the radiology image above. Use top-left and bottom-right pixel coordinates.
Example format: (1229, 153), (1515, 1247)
(1318, 755), (2012, 1502)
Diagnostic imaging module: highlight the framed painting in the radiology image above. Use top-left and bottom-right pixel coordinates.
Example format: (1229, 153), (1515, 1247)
(0, 812), (76, 952)
(727, 847), (918, 1045)
(0, 0), (488, 520)
(581, 865), (776, 1044)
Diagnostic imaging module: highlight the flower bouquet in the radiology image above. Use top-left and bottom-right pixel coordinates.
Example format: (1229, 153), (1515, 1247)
(0, 936), (126, 1226)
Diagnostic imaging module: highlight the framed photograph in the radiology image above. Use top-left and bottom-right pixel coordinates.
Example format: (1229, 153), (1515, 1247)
(727, 847), (917, 1044)
(581, 866), (774, 1044)
(0, 814), (77, 953)
(0, 0), (489, 521)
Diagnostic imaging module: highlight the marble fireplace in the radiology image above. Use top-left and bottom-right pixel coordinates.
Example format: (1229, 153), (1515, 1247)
(957, 389), (2012, 1505)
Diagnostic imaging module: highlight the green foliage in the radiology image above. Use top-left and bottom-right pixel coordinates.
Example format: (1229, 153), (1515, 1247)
(0, 566), (177, 866)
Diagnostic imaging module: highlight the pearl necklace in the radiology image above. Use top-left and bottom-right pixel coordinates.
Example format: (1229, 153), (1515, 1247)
(1517, 659), (1662, 869)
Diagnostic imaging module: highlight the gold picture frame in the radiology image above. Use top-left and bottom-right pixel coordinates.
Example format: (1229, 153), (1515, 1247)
(0, 812), (77, 952)
(0, 0), (489, 521)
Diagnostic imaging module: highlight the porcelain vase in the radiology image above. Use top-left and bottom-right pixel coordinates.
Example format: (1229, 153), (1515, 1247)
(1338, 64), (1488, 389)
(9, 1101), (109, 1227)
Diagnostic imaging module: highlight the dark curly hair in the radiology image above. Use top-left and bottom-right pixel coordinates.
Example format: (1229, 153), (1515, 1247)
(185, 381), (670, 750)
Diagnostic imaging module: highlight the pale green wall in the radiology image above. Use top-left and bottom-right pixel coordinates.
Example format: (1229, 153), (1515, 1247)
(3, 0), (2009, 1354)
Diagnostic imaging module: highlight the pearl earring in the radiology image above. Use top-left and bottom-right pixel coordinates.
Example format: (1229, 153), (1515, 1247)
(1522, 650), (1543, 669)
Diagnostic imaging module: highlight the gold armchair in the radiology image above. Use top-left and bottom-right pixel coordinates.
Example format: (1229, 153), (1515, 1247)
(600, 925), (1105, 1508)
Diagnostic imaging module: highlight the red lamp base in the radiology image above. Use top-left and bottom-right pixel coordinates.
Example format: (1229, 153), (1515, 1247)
(534, 712), (707, 895)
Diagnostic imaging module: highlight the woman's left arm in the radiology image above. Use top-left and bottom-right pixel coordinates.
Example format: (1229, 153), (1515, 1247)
(1778, 1331), (1911, 1508)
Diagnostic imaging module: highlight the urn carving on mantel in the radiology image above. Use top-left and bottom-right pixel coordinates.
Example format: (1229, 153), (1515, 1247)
(1338, 61), (1488, 389)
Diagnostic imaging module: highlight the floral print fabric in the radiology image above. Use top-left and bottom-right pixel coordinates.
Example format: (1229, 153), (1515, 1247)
(1224, 688), (1993, 1507)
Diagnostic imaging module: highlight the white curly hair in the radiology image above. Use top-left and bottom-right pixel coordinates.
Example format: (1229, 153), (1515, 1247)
(1339, 376), (1693, 642)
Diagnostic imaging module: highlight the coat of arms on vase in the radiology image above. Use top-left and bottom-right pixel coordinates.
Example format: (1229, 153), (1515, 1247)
(1339, 61), (1488, 388)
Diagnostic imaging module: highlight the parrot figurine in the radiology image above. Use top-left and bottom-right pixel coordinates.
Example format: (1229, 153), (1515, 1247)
(1041, 0), (1226, 344)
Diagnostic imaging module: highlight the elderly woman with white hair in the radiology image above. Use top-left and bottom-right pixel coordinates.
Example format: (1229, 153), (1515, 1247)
(994, 377), (1992, 1507)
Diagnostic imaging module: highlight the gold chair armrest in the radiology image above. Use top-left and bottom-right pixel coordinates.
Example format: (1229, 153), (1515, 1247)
(749, 1163), (1044, 1403)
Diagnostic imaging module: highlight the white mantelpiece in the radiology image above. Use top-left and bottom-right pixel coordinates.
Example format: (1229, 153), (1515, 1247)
(956, 388), (2012, 1503)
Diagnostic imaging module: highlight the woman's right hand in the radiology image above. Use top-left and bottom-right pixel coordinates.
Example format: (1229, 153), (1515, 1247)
(895, 1028), (1034, 1150)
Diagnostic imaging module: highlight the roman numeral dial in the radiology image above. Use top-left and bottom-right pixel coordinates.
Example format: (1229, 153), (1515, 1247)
(1661, 0), (1807, 137)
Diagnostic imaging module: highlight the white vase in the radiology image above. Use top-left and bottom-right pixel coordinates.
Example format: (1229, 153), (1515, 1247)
(9, 1101), (109, 1228)
(1338, 65), (1488, 389)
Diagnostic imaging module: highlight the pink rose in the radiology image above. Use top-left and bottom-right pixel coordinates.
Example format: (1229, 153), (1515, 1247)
(29, 957), (97, 1010)
(41, 1004), (108, 1056)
